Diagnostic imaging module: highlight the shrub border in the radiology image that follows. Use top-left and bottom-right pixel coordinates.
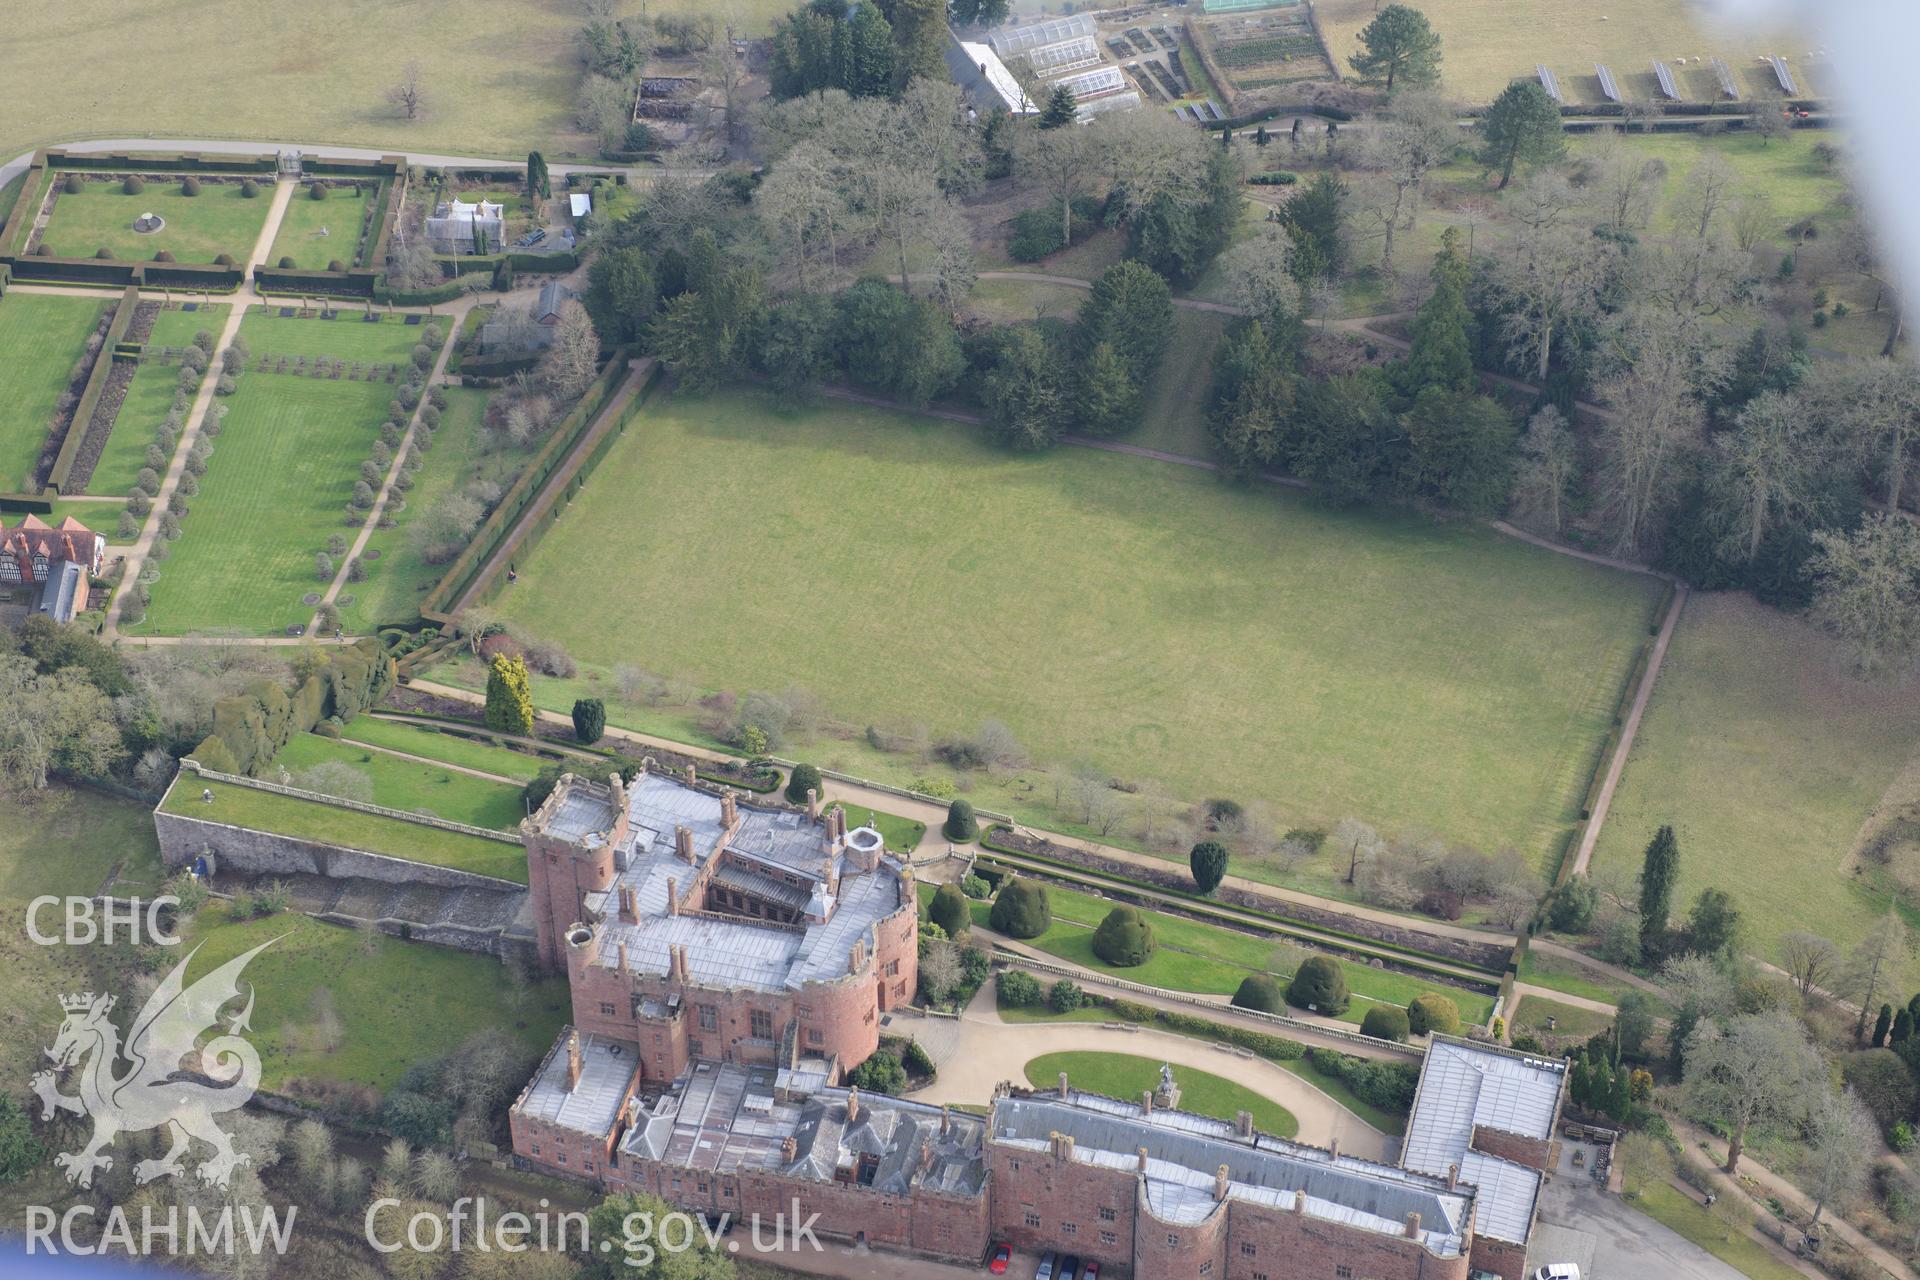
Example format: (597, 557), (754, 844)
(47, 285), (140, 494)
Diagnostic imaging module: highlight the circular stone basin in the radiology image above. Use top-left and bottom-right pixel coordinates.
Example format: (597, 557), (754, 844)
(131, 213), (166, 235)
(846, 826), (884, 856)
(301, 592), (322, 605)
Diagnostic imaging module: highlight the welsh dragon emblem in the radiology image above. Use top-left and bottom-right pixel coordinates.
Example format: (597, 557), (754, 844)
(32, 939), (275, 1189)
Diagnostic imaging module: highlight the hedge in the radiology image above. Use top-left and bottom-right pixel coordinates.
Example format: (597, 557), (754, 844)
(255, 267), (379, 298)
(0, 162), (44, 257)
(186, 638), (396, 777)
(435, 249), (581, 279)
(47, 286), (141, 493)
(419, 352), (640, 620)
(42, 148), (276, 173)
(371, 279), (465, 306)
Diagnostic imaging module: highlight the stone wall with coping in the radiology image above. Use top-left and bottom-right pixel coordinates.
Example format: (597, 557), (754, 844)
(154, 808), (522, 892)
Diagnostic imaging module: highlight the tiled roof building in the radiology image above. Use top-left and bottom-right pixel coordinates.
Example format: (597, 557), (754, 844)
(0, 514), (106, 623)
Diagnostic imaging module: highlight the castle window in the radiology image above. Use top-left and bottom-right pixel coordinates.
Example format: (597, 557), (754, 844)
(886, 960), (899, 977)
(698, 1005), (718, 1032)
(1336, 1268), (1352, 1278)
(689, 1038), (704, 1057)
(1061, 1222), (1076, 1236)
(808, 1029), (823, 1046)
(600, 1002), (616, 1017)
(585, 1161), (595, 1173)
(1024, 1213), (1041, 1229)
(1166, 1234), (1179, 1248)
(1199, 1265), (1212, 1276)
(1242, 1243), (1257, 1257)
(557, 1153), (567, 1165)
(531, 1144), (541, 1157)
(1099, 1208), (1116, 1222)
(1100, 1232), (1116, 1246)
(750, 1010), (773, 1040)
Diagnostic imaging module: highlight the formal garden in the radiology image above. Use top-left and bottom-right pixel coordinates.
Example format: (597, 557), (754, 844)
(265, 181), (377, 271)
(33, 172), (273, 263)
(83, 303), (231, 498)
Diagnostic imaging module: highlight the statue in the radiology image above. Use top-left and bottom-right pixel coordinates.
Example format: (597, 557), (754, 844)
(1154, 1063), (1180, 1110)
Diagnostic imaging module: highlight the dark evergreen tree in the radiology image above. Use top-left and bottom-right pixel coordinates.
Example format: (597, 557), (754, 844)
(1874, 1003), (1895, 1047)
(1091, 906), (1156, 966)
(1189, 840), (1230, 894)
(754, 292), (838, 394)
(979, 323), (1069, 451)
(1685, 888), (1741, 959)
(1273, 173), (1347, 281)
(943, 798), (979, 842)
(1894, 1008), (1914, 1045)
(1292, 371), (1397, 502)
(990, 877), (1052, 938)
(1207, 319), (1299, 478)
(1638, 824), (1679, 956)
(785, 762), (824, 804)
(1396, 388), (1516, 514)
(526, 151), (550, 199)
(1348, 4), (1443, 92)
(843, 2), (896, 97)
(571, 697), (605, 744)
(1478, 80), (1567, 188)
(1399, 227), (1475, 395)
(1039, 84), (1079, 129)
(929, 882), (970, 937)
(583, 245), (657, 348)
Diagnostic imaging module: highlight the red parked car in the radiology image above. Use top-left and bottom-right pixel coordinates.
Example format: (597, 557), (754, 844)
(988, 1243), (1012, 1274)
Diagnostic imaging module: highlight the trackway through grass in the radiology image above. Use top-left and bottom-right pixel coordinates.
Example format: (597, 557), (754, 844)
(1590, 593), (1920, 989)
(0, 293), (105, 491)
(488, 389), (1662, 863)
(1024, 1050), (1298, 1138)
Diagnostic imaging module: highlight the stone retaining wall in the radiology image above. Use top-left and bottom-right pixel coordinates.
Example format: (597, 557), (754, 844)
(155, 809), (522, 892)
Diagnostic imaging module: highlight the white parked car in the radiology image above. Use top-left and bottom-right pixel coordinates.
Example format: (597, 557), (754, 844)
(1534, 1265), (1582, 1280)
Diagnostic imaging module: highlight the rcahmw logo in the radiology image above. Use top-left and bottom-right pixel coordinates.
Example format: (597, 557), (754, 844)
(26, 937), (297, 1258)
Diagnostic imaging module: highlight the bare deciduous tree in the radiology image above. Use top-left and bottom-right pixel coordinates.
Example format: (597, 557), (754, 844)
(1800, 1086), (1875, 1226)
(1583, 127), (1662, 231)
(1682, 1012), (1822, 1173)
(1779, 931), (1839, 1000)
(538, 301), (600, 402)
(1593, 308), (1713, 556)
(386, 60), (426, 121)
(1674, 152), (1738, 241)
(1509, 405), (1577, 533)
(1487, 221), (1608, 382)
(1846, 908), (1907, 1040)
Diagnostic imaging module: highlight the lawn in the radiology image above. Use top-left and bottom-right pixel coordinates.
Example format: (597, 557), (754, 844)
(37, 177), (272, 263)
(341, 716), (561, 782)
(161, 776), (528, 884)
(1024, 1050), (1298, 1139)
(1134, 308), (1228, 459)
(1511, 994), (1614, 1045)
(926, 880), (1497, 1025)
(267, 183), (376, 270)
(1518, 946), (1653, 1009)
(0, 0), (798, 166)
(179, 902), (568, 1093)
(482, 389), (1663, 867)
(270, 731), (528, 830)
(1313, 0), (1811, 105)
(240, 310), (428, 366)
(0, 293), (106, 490)
(1589, 593), (1920, 988)
(335, 386), (529, 632)
(132, 373), (391, 635)
(89, 304), (232, 496)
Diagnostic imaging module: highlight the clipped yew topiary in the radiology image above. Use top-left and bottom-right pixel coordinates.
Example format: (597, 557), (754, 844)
(63, 173), (82, 194)
(308, 180), (329, 200)
(327, 259), (345, 273)
(1287, 956), (1349, 1015)
(1361, 1005), (1411, 1042)
(1231, 973), (1285, 1014)
(944, 798), (979, 842)
(1407, 993), (1461, 1037)
(1091, 906), (1155, 967)
(989, 877), (1051, 939)
(278, 256), (297, 269)
(1190, 840), (1230, 894)
(181, 177), (201, 196)
(214, 253), (236, 266)
(123, 175), (144, 195)
(153, 250), (174, 263)
(928, 883), (970, 938)
(240, 179), (258, 198)
(571, 697), (605, 744)
(785, 762), (823, 805)
(95, 247), (114, 259)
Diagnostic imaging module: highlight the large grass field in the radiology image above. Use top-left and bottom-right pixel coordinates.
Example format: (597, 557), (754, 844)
(271, 731), (527, 830)
(133, 372), (390, 635)
(1313, 0), (1810, 105)
(931, 881), (1494, 1025)
(88, 305), (232, 496)
(38, 177), (271, 263)
(0, 293), (106, 491)
(162, 775), (528, 883)
(336, 387), (520, 632)
(1024, 1050), (1298, 1138)
(1590, 594), (1920, 986)
(267, 183), (375, 270)
(483, 389), (1662, 863)
(0, 0), (796, 164)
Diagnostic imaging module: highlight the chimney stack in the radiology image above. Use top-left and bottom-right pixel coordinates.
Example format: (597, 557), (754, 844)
(1058, 1072), (1070, 1100)
(920, 1138), (935, 1173)
(671, 944), (688, 983)
(617, 941), (629, 972)
(683, 762), (697, 785)
(1404, 1212), (1422, 1240)
(674, 825), (694, 862)
(721, 791), (738, 827)
(1137, 1147), (1149, 1174)
(609, 772), (627, 811)
(666, 877), (679, 916)
(846, 1088), (861, 1126)
(1141, 1090), (1153, 1117)
(1447, 1163), (1459, 1190)
(618, 884), (638, 923)
(566, 1031), (583, 1091)
(1235, 1110), (1253, 1138)
(1215, 1164), (1231, 1200)
(781, 1136), (798, 1163)
(941, 1105), (952, 1135)
(806, 787), (820, 822)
